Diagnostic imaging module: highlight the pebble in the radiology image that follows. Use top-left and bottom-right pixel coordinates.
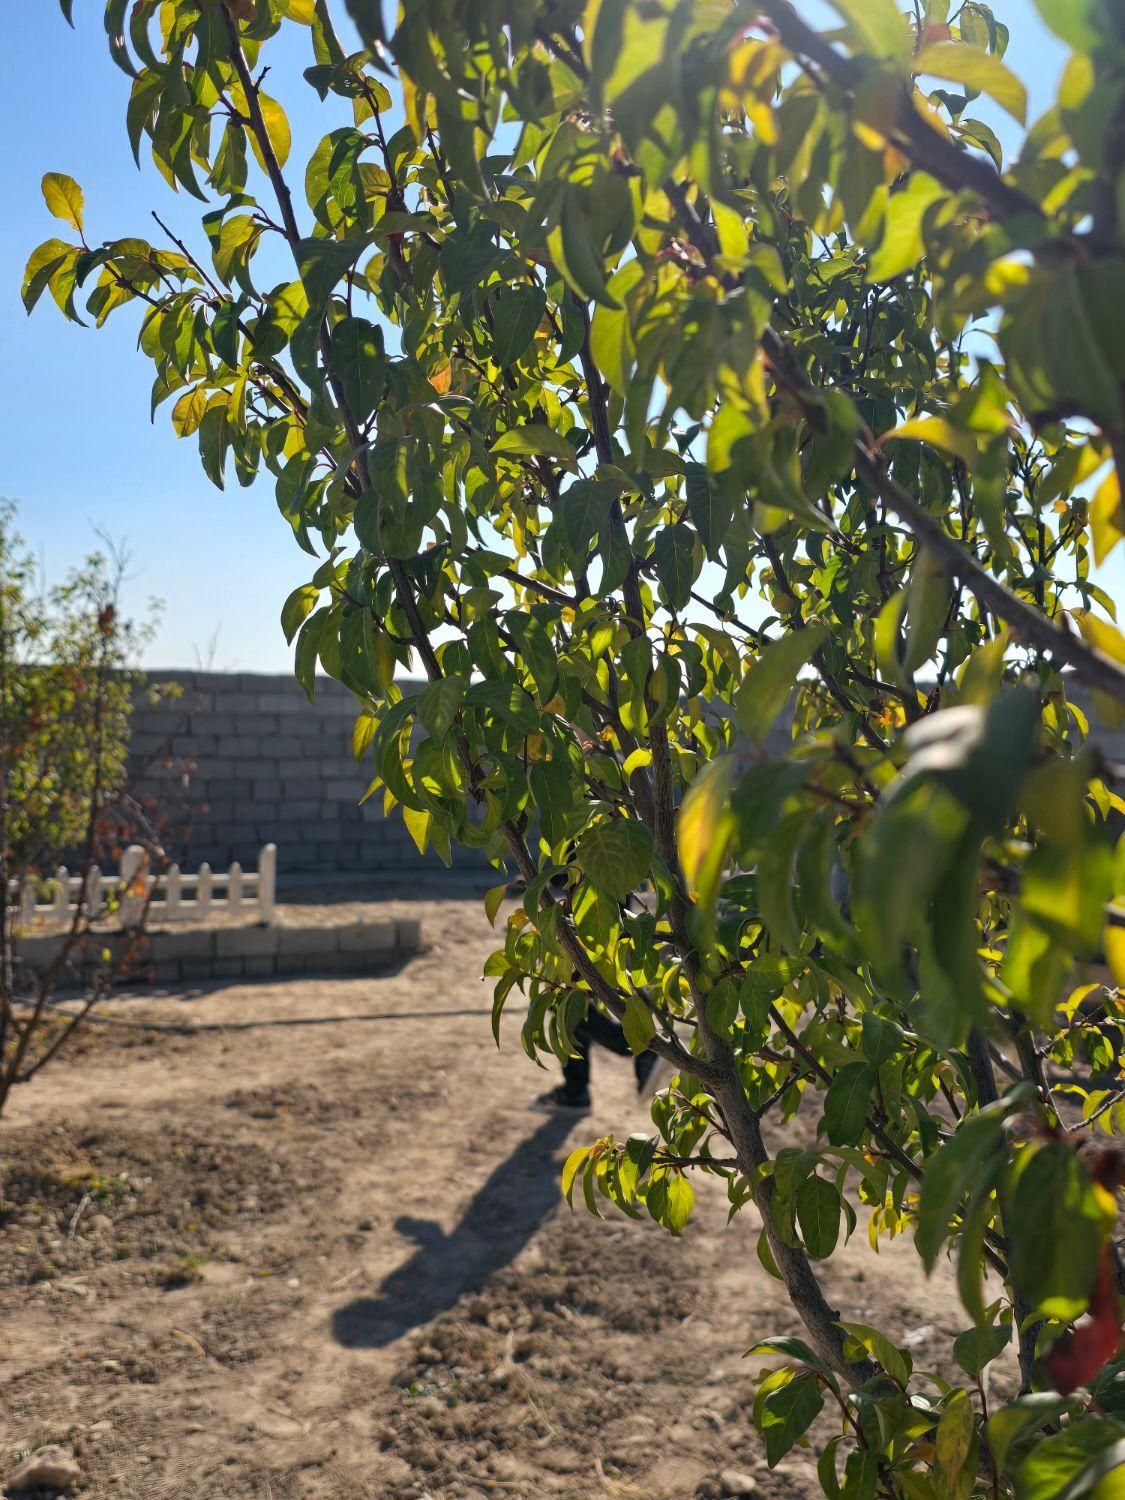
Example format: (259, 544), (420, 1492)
(719, 1470), (759, 1497)
(86, 1214), (113, 1233)
(8, 1445), (82, 1492)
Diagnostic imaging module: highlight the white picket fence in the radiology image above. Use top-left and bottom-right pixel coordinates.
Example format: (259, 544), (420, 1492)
(7, 843), (277, 929)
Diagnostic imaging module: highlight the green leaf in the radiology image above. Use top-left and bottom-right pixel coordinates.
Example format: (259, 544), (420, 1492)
(935, 1388), (976, 1488)
(560, 479), (615, 557)
(257, 93), (293, 168)
(665, 1174), (694, 1235)
(281, 583), (320, 645)
(898, 684), (1039, 831)
(651, 523), (695, 612)
(352, 709), (377, 761)
(531, 756), (574, 846)
(745, 1335), (836, 1383)
(296, 235), (364, 315)
(484, 883), (508, 927)
(796, 1174), (841, 1259)
(574, 820), (653, 903)
(987, 1393), (1071, 1475)
(42, 172), (84, 232)
(331, 317), (385, 420)
(417, 675), (464, 738)
(343, 0), (385, 48)
(915, 40), (1028, 123)
(685, 462), (734, 561)
(957, 1175), (997, 1327)
(465, 680), (539, 733)
(21, 238), (71, 314)
(547, 210), (618, 309)
(735, 623), (829, 743)
(490, 284), (547, 369)
(867, 173), (944, 281)
(827, 0), (911, 60)
(1032, 0), (1100, 50)
(1013, 1423), (1125, 1500)
(758, 1370), (825, 1466)
(1007, 1143), (1104, 1320)
(622, 991), (655, 1054)
(294, 607), (327, 703)
(589, 262), (643, 394)
(860, 1014), (903, 1068)
(491, 425), (579, 469)
(837, 1321), (912, 1387)
(198, 403), (229, 490)
(821, 1061), (875, 1147)
(915, 1092), (1025, 1271)
(953, 1322), (1011, 1378)
(562, 1144), (591, 1203)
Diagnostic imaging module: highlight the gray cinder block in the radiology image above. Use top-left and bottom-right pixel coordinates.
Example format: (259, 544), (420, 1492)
(215, 926), (280, 958)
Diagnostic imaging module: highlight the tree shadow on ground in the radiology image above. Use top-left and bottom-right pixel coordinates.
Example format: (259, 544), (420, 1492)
(331, 1110), (580, 1348)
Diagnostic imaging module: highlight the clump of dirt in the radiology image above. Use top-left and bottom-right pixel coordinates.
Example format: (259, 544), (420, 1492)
(0, 1119), (311, 1295)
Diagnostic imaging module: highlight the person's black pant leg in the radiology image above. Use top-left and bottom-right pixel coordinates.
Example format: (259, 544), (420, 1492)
(580, 1008), (632, 1057)
(562, 1019), (593, 1099)
(562, 1008), (655, 1099)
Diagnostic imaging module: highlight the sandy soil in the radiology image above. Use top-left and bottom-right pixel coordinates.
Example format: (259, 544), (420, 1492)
(0, 896), (974, 1499)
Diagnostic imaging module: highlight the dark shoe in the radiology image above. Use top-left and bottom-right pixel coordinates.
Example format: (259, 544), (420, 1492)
(531, 1085), (591, 1113)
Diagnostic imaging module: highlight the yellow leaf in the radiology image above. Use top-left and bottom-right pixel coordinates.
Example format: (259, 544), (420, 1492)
(1091, 467), (1125, 566)
(1075, 610), (1125, 666)
(171, 1327), (207, 1357)
(429, 364), (452, 394)
(287, 0), (316, 18)
(866, 172), (944, 281)
(42, 172), (84, 233)
(1106, 923), (1125, 987)
(677, 756), (736, 913)
(914, 40), (1027, 124)
(882, 416), (979, 466)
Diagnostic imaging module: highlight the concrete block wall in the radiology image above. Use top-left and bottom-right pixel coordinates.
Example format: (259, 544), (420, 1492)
(130, 670), (1125, 879)
(16, 915), (423, 988)
(130, 671), (483, 877)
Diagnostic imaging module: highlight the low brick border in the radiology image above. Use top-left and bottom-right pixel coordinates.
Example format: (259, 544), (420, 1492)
(16, 916), (422, 987)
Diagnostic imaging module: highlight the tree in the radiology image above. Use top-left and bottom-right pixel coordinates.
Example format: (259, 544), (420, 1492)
(24, 0), (1125, 1490)
(0, 504), (163, 1115)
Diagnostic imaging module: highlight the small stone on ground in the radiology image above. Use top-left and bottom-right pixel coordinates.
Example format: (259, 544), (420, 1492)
(719, 1469), (759, 1496)
(7, 1445), (82, 1493)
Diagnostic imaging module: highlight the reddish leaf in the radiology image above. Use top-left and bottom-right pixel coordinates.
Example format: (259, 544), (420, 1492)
(1046, 1248), (1123, 1396)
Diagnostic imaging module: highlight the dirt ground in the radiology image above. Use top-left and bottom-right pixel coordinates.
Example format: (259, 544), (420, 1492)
(0, 894), (975, 1499)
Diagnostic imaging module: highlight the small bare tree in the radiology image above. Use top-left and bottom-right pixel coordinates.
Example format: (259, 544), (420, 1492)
(0, 503), (166, 1116)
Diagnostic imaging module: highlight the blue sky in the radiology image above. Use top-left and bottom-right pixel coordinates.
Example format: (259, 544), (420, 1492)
(0, 2), (1094, 671)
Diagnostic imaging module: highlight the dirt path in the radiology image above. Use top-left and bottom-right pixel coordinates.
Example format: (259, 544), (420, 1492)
(1, 898), (967, 1498)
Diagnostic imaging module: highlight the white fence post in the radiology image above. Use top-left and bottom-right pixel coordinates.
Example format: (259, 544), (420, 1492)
(228, 862), (243, 918)
(197, 863), (213, 919)
(119, 845), (148, 927)
(53, 867), (69, 922)
(84, 866), (102, 918)
(18, 876), (36, 928)
(165, 863), (182, 920)
(258, 844), (277, 925)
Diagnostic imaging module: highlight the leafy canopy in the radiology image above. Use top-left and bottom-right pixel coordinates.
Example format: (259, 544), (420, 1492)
(26, 0), (1125, 1493)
